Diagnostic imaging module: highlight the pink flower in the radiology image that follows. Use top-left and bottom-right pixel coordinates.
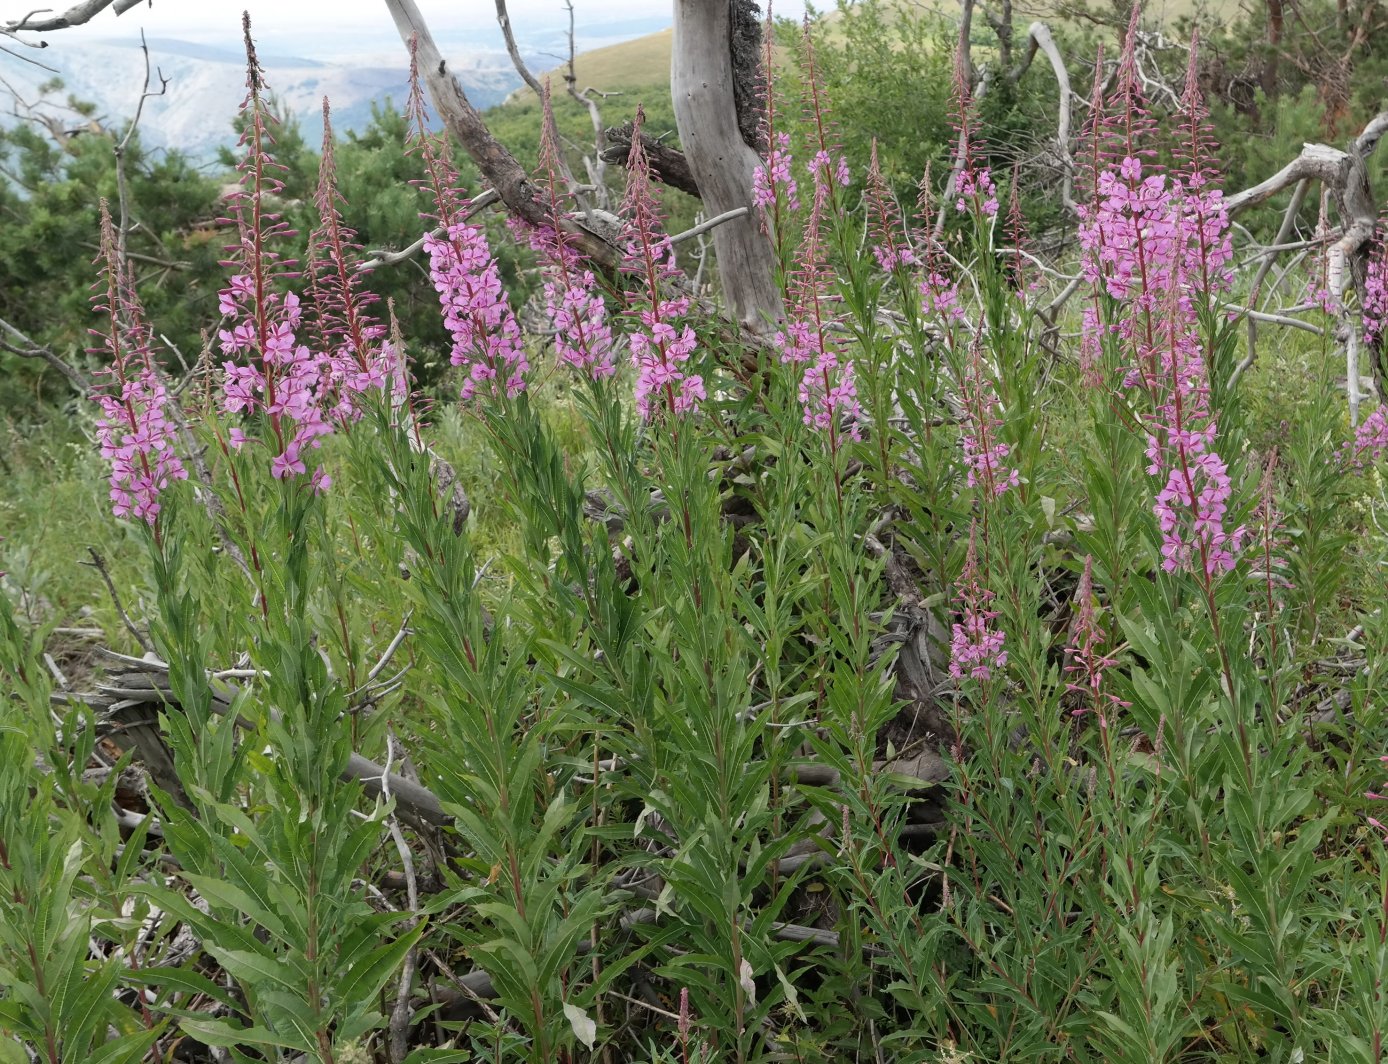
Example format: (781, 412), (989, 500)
(270, 444), (306, 480)
(753, 132), (800, 212)
(1077, 39), (1245, 581)
(423, 224), (528, 401)
(1364, 240), (1388, 346)
(1346, 404), (1388, 468)
(949, 522), (1007, 681)
(89, 203), (187, 525)
(621, 107), (703, 420)
(959, 348), (1019, 498)
(865, 139), (917, 274)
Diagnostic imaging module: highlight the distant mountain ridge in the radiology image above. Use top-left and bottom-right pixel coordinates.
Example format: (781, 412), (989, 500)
(0, 37), (522, 164)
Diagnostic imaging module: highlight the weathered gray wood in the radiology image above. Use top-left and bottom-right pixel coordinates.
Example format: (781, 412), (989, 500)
(670, 0), (783, 334)
(380, 0), (617, 269)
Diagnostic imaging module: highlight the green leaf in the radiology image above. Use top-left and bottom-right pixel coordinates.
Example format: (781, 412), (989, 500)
(332, 918), (426, 1013)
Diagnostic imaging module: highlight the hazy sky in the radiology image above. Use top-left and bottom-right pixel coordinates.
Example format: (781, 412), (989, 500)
(12, 1), (684, 42)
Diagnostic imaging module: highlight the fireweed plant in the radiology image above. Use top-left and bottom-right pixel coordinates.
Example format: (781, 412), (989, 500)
(6, 13), (1388, 1064)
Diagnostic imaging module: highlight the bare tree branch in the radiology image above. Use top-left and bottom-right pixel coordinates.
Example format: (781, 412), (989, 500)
(0, 316), (90, 392)
(359, 188), (500, 272)
(600, 121), (701, 198)
(562, 0), (608, 210)
(669, 206), (748, 246)
(1009, 22), (1077, 213)
(2, 0), (143, 38)
(381, 0), (617, 268)
(115, 29), (170, 269)
(1230, 177), (1310, 388)
(1226, 110), (1388, 415)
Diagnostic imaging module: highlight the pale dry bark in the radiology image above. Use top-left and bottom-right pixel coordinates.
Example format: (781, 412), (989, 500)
(1226, 111), (1388, 416)
(2, 0), (142, 36)
(670, 0), (783, 333)
(381, 0), (618, 268)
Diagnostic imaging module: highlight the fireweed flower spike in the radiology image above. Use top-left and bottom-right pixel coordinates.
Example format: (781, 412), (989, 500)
(1064, 556), (1129, 725)
(865, 139), (916, 273)
(407, 48), (528, 403)
(305, 98), (402, 418)
(218, 17), (339, 486)
(528, 81), (616, 382)
(947, 53), (997, 219)
(799, 22), (852, 198)
(620, 106), (704, 420)
(773, 153), (861, 442)
(90, 202), (188, 525)
(959, 342), (1019, 498)
(1077, 35), (1245, 579)
(949, 520), (1007, 681)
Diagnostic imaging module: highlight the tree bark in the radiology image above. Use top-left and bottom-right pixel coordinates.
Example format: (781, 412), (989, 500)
(601, 122), (703, 198)
(1227, 111), (1388, 411)
(381, 0), (617, 268)
(670, 0), (782, 334)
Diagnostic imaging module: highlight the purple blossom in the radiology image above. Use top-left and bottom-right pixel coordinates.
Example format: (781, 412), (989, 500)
(865, 139), (917, 273)
(527, 91), (618, 382)
(1364, 240), (1388, 346)
(215, 20), (344, 487)
(1065, 556), (1130, 724)
(304, 99), (403, 420)
(772, 156), (860, 443)
(1346, 404), (1388, 468)
(90, 202), (187, 525)
(752, 132), (800, 212)
(409, 52), (528, 405)
(620, 106), (703, 420)
(954, 164), (998, 218)
(950, 522), (1007, 681)
(424, 223), (528, 401)
(1076, 35), (1246, 581)
(799, 351), (861, 434)
(959, 349), (1020, 498)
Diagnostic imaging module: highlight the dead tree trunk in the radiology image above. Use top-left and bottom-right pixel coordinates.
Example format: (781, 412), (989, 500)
(381, 0), (618, 269)
(671, 0), (783, 335)
(1227, 111), (1388, 415)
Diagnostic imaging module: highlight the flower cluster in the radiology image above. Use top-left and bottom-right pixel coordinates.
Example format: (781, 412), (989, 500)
(216, 20), (383, 489)
(773, 150), (860, 441)
(1064, 556), (1129, 724)
(1364, 240), (1388, 346)
(799, 349), (860, 433)
(219, 286), (336, 483)
(1346, 404), (1388, 468)
(954, 164), (998, 218)
(865, 140), (916, 273)
(946, 51), (998, 219)
(527, 84), (616, 382)
(424, 223), (528, 401)
(409, 50), (527, 404)
(959, 347), (1019, 497)
(90, 204), (188, 524)
(620, 107), (704, 420)
(752, 131), (800, 212)
(798, 23), (852, 200)
(1077, 37), (1245, 580)
(304, 99), (402, 417)
(1152, 447), (1245, 574)
(950, 522), (1007, 681)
